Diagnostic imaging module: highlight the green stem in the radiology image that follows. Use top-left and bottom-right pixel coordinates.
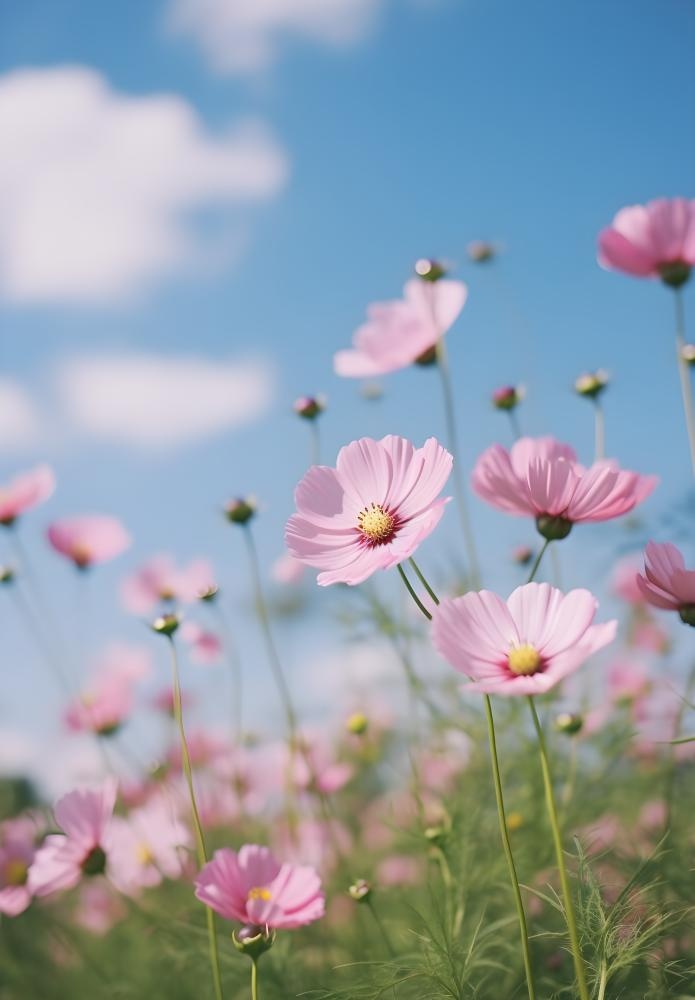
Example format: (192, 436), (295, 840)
(674, 288), (695, 475)
(484, 696), (536, 1000)
(597, 961), (608, 1000)
(167, 637), (224, 1000)
(397, 563), (431, 620)
(527, 540), (550, 584)
(211, 601), (244, 745)
(251, 958), (259, 1000)
(593, 399), (605, 462)
(508, 409), (522, 442)
(435, 337), (481, 586)
(366, 897), (395, 958)
(309, 421), (321, 466)
(528, 697), (588, 1000)
(409, 557), (439, 605)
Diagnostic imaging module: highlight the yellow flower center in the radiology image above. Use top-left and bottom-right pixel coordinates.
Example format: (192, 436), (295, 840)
(136, 843), (154, 865)
(507, 643), (541, 676)
(5, 859), (28, 886)
(357, 504), (395, 543)
(247, 886), (272, 902)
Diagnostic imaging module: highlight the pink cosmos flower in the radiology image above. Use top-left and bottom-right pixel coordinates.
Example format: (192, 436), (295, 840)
(121, 555), (215, 614)
(636, 541), (695, 626)
(607, 658), (650, 704)
(180, 621), (222, 664)
(65, 645), (149, 736)
(0, 465), (55, 526)
(471, 437), (656, 539)
(612, 555), (646, 604)
(377, 855), (424, 888)
(195, 844), (324, 930)
(74, 882), (126, 936)
(598, 198), (695, 286)
(0, 817), (38, 916)
(288, 734), (353, 795)
(274, 819), (352, 875)
(432, 582), (617, 696)
(334, 278), (467, 377)
(47, 516), (131, 568)
(271, 552), (305, 585)
(286, 435), (452, 586)
(28, 780), (118, 896)
(109, 797), (190, 894)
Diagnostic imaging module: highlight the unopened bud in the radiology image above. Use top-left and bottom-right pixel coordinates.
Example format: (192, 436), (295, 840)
(512, 545), (534, 566)
(415, 258), (446, 282)
(0, 566), (15, 584)
(536, 514), (572, 542)
(414, 345), (438, 366)
(554, 712), (584, 735)
(467, 240), (495, 263)
(232, 926), (275, 959)
(659, 260), (691, 289)
(293, 395), (325, 420)
(346, 712), (368, 736)
(679, 604), (695, 628)
(151, 613), (180, 637)
(348, 878), (371, 902)
(681, 344), (695, 367)
(574, 370), (609, 400)
(198, 584), (219, 603)
(492, 384), (524, 411)
(424, 824), (448, 847)
(224, 497), (257, 525)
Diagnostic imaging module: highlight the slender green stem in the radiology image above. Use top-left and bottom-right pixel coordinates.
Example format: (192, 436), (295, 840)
(211, 601), (243, 745)
(366, 897), (395, 958)
(528, 697), (588, 1000)
(484, 696), (536, 1000)
(527, 540), (550, 584)
(167, 637), (224, 1000)
(397, 560), (535, 999)
(409, 557), (439, 605)
(251, 959), (259, 1000)
(435, 337), (481, 587)
(508, 409), (522, 442)
(593, 399), (605, 462)
(597, 961), (608, 1000)
(309, 421), (321, 466)
(674, 288), (695, 475)
(397, 563), (431, 620)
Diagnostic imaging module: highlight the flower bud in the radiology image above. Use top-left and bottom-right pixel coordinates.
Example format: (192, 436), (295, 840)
(554, 712), (584, 735)
(681, 344), (695, 367)
(574, 370), (609, 400)
(348, 878), (371, 902)
(346, 712), (369, 736)
(415, 258), (446, 282)
(232, 926), (275, 959)
(492, 384), (524, 411)
(150, 613), (180, 637)
(0, 565), (15, 585)
(414, 346), (438, 366)
(467, 240), (495, 263)
(224, 497), (257, 525)
(659, 260), (691, 289)
(536, 515), (572, 541)
(424, 824), (448, 847)
(293, 395), (325, 420)
(679, 604), (695, 628)
(512, 545), (534, 566)
(198, 584), (219, 603)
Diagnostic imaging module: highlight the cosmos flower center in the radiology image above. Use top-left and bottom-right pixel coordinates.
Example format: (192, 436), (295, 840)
(247, 886), (272, 902)
(136, 843), (154, 865)
(71, 543), (92, 568)
(508, 643), (542, 676)
(5, 859), (28, 886)
(357, 504), (395, 544)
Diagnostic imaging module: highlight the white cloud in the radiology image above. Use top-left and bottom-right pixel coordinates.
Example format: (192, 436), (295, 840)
(0, 378), (43, 450)
(167, 0), (384, 74)
(0, 66), (289, 304)
(56, 353), (275, 448)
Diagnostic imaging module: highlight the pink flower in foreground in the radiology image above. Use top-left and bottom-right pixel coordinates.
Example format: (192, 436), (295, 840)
(0, 465), (55, 526)
(47, 516), (130, 568)
(637, 542), (695, 626)
(195, 844), (324, 930)
(28, 781), (118, 896)
(109, 798), (190, 894)
(334, 278), (467, 377)
(598, 198), (695, 287)
(0, 817), (38, 916)
(121, 555), (215, 614)
(286, 435), (452, 586)
(472, 437), (656, 540)
(432, 582), (616, 696)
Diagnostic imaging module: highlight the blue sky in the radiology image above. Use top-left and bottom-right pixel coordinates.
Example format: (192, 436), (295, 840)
(0, 0), (693, 790)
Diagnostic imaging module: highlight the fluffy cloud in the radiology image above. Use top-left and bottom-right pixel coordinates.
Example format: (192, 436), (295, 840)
(0, 66), (288, 304)
(0, 378), (44, 450)
(167, 0), (384, 74)
(56, 353), (275, 448)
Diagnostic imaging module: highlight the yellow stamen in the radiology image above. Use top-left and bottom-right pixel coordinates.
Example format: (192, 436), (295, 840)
(247, 886), (272, 901)
(357, 504), (395, 543)
(136, 843), (154, 865)
(508, 643), (541, 676)
(5, 859), (28, 886)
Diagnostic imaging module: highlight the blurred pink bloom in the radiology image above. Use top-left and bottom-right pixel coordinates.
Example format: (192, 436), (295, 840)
(432, 582), (616, 696)
(607, 657), (650, 704)
(29, 780), (118, 896)
(598, 198), (695, 282)
(576, 814), (622, 855)
(65, 645), (149, 735)
(271, 552), (305, 585)
(109, 797), (190, 894)
(638, 800), (667, 832)
(180, 621), (223, 664)
(121, 555), (215, 614)
(377, 854), (424, 887)
(0, 465), (55, 526)
(290, 735), (353, 795)
(334, 278), (467, 377)
(274, 818), (352, 874)
(74, 881), (126, 936)
(166, 730), (229, 772)
(472, 437), (656, 537)
(611, 556), (645, 604)
(636, 541), (695, 625)
(0, 817), (38, 916)
(151, 686), (194, 716)
(47, 516), (130, 568)
(632, 620), (670, 654)
(195, 844), (325, 929)
(286, 435), (452, 586)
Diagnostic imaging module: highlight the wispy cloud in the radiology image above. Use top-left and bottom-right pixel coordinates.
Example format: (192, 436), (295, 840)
(0, 378), (44, 451)
(0, 66), (289, 305)
(166, 0), (385, 75)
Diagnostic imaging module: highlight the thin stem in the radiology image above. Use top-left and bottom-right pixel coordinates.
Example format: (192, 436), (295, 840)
(435, 337), (481, 586)
(484, 696), (536, 1000)
(408, 557), (439, 606)
(508, 409), (522, 442)
(8, 583), (72, 695)
(593, 399), (605, 462)
(167, 637), (224, 1000)
(309, 421), (321, 466)
(366, 897), (395, 958)
(597, 960), (608, 1000)
(210, 601), (243, 745)
(674, 288), (695, 475)
(397, 563), (431, 620)
(526, 539), (550, 584)
(528, 697), (589, 1000)
(251, 959), (259, 1000)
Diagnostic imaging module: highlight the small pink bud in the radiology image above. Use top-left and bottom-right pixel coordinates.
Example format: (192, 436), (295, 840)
(224, 497), (257, 525)
(293, 395), (325, 420)
(574, 369), (609, 399)
(467, 240), (495, 263)
(492, 384), (524, 411)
